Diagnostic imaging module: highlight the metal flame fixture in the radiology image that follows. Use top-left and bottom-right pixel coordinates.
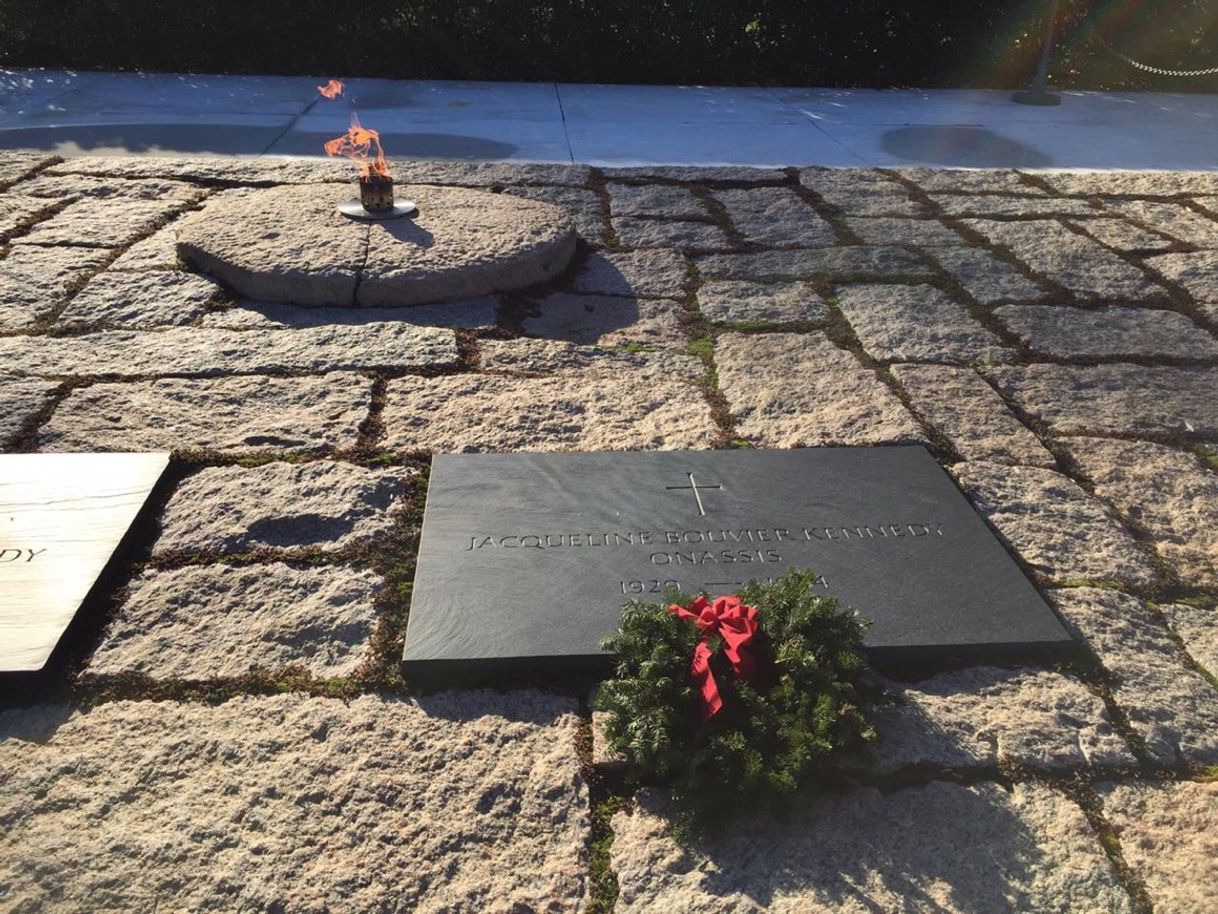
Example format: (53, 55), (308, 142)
(338, 175), (417, 221)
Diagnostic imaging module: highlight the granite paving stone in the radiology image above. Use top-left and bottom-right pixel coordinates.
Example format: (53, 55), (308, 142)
(951, 461), (1159, 587)
(41, 374), (373, 454)
(0, 151), (56, 188)
(600, 165), (786, 183)
(1100, 781), (1218, 914)
(697, 280), (829, 324)
(710, 187), (836, 247)
(1051, 588), (1218, 766)
(0, 244), (115, 331)
(0, 194), (62, 239)
(611, 216), (731, 250)
(381, 374), (718, 453)
(844, 216), (964, 246)
(1072, 216), (1180, 254)
(202, 297), (500, 331)
(612, 781), (1132, 914)
(1105, 199), (1218, 247)
(605, 182), (709, 220)
(14, 197), (178, 248)
(46, 154), (351, 185)
(522, 292), (686, 347)
(499, 184), (608, 245)
(1144, 250), (1218, 321)
(1062, 437), (1218, 589)
(963, 219), (1167, 301)
(0, 323), (458, 379)
(87, 563), (381, 680)
(571, 249), (687, 298)
(0, 377), (58, 447)
(896, 168), (1044, 195)
(106, 221), (183, 271)
(985, 363), (1218, 438)
(56, 269), (223, 329)
(696, 245), (933, 282)
(0, 692), (588, 913)
(1163, 602), (1218, 678)
(13, 173), (207, 203)
(934, 195), (1099, 217)
(716, 331), (924, 447)
(862, 667), (1134, 774)
(1036, 170), (1218, 197)
(154, 460), (414, 556)
(834, 283), (1013, 363)
(890, 364), (1055, 466)
(993, 304), (1218, 360)
(928, 245), (1051, 305)
(799, 167), (924, 216)
(479, 337), (705, 380)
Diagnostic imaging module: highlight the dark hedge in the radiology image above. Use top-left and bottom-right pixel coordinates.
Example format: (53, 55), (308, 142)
(2, 1), (1217, 91)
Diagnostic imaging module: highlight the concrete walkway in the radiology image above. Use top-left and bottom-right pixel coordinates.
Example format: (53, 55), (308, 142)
(3, 68), (1217, 170)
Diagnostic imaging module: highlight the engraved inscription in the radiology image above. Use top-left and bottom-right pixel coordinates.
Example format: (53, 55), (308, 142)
(0, 548), (46, 564)
(665, 472), (722, 516)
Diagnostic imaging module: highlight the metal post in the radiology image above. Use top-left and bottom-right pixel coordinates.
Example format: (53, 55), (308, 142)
(1012, 0), (1063, 106)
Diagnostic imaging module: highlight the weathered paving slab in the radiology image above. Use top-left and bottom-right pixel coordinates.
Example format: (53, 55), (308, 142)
(1144, 250), (1218, 321)
(606, 182), (709, 220)
(862, 666), (1134, 773)
(962, 219), (1167, 301)
(14, 172), (206, 203)
(1095, 202), (1216, 246)
(0, 151), (56, 188)
(600, 165), (786, 183)
(0, 244), (115, 331)
(88, 562), (381, 679)
(696, 245), (933, 282)
(985, 363), (1218, 438)
(479, 338), (704, 381)
(0, 194), (61, 238)
(612, 781), (1132, 914)
(845, 216), (963, 246)
(993, 304), (1218, 360)
(834, 283), (1013, 364)
(1069, 217), (1179, 254)
(697, 280), (829, 324)
(0, 692), (588, 912)
(1163, 602), (1218, 678)
(41, 374), (373, 454)
(571, 249), (687, 298)
(1099, 780), (1218, 914)
(951, 461), (1159, 587)
(498, 184), (608, 245)
(1062, 437), (1218, 589)
(934, 195), (1098, 217)
(611, 216), (731, 250)
(1035, 170), (1218, 197)
(710, 187), (836, 247)
(522, 292), (686, 347)
(799, 167), (924, 216)
(928, 245), (1051, 305)
(381, 374), (717, 453)
(0, 377), (58, 447)
(202, 297), (500, 331)
(56, 269), (223, 329)
(0, 323), (458, 379)
(716, 332), (924, 447)
(106, 220), (183, 271)
(896, 168), (1044, 195)
(14, 197), (178, 248)
(891, 364), (1055, 466)
(154, 461), (413, 556)
(1051, 588), (1218, 766)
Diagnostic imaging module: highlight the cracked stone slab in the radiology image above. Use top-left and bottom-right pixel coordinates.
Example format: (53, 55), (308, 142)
(479, 338), (704, 381)
(716, 331), (923, 447)
(1071, 216), (1180, 254)
(40, 373), (373, 454)
(845, 216), (964, 246)
(13, 172), (206, 203)
(985, 363), (1218, 438)
(896, 168), (1044, 195)
(176, 184), (576, 308)
(1051, 588), (1218, 766)
(0, 151), (56, 188)
(861, 667), (1134, 774)
(107, 221), (183, 271)
(1144, 250), (1218, 321)
(1163, 602), (1218, 678)
(928, 245), (1051, 305)
(696, 246), (933, 282)
(0, 323), (458, 379)
(522, 292), (686, 347)
(994, 305), (1218, 360)
(501, 185), (607, 245)
(891, 364), (1055, 466)
(88, 562), (381, 679)
(571, 249), (687, 298)
(0, 377), (58, 447)
(611, 217), (731, 250)
(799, 167), (925, 216)
(1036, 170), (1218, 197)
(0, 691), (588, 912)
(0, 244), (114, 331)
(710, 187), (836, 247)
(381, 374), (717, 453)
(951, 461), (1159, 587)
(835, 283), (1013, 363)
(935, 195), (1099, 217)
(154, 460), (414, 556)
(203, 297), (499, 331)
(606, 183), (709, 220)
(697, 280), (829, 324)
(0, 194), (62, 238)
(600, 165), (786, 183)
(56, 269), (223, 329)
(13, 197), (178, 248)
(1103, 201), (1218, 248)
(1100, 780), (1218, 914)
(963, 219), (1167, 301)
(1062, 437), (1218, 589)
(612, 781), (1132, 914)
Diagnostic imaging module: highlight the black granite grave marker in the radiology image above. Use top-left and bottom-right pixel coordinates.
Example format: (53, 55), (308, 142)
(403, 447), (1074, 677)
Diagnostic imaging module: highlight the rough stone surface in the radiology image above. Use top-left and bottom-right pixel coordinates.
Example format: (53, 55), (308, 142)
(1062, 437), (1218, 589)
(13, 173), (206, 203)
(606, 183), (709, 220)
(1037, 170), (1218, 197)
(501, 184), (607, 245)
(0, 244), (114, 331)
(1100, 780), (1218, 914)
(15, 197), (176, 248)
(56, 269), (223, 329)
(834, 283), (1013, 363)
(382, 374), (717, 453)
(986, 363), (1218, 438)
(994, 304), (1218, 360)
(891, 364), (1055, 466)
(845, 216), (963, 246)
(0, 377), (58, 447)
(711, 187), (836, 247)
(929, 245), (1051, 305)
(1051, 588), (1218, 766)
(935, 195), (1099, 217)
(963, 219), (1167, 301)
(106, 221), (183, 271)
(799, 167), (924, 216)
(696, 245), (933, 282)
(154, 461), (413, 556)
(0, 194), (61, 238)
(176, 184), (577, 308)
(601, 165), (786, 183)
(697, 280), (829, 324)
(522, 292), (686, 347)
(0, 151), (55, 188)
(716, 331), (924, 447)
(863, 667), (1134, 773)
(1145, 250), (1218, 320)
(479, 338), (704, 381)
(0, 323), (458, 379)
(898, 168), (1043, 195)
(41, 374), (373, 454)
(951, 461), (1159, 586)
(0, 692), (588, 913)
(88, 563), (381, 679)
(202, 297), (500, 331)
(612, 781), (1132, 914)
(571, 249), (687, 298)
(611, 216), (731, 250)
(1163, 602), (1218, 678)
(1071, 217), (1179, 254)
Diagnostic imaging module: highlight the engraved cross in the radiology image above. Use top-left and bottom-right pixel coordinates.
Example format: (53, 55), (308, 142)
(666, 472), (722, 517)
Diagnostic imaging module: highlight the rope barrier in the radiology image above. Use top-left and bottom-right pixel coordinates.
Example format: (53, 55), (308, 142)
(1090, 28), (1218, 78)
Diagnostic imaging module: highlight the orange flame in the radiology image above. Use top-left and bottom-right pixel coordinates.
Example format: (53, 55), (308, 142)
(317, 79), (344, 99)
(324, 114), (390, 179)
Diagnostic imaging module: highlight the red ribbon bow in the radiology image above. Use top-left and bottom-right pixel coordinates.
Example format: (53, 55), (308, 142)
(668, 595), (759, 722)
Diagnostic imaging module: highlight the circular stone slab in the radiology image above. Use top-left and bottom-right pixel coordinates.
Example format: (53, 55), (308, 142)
(176, 184), (577, 308)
